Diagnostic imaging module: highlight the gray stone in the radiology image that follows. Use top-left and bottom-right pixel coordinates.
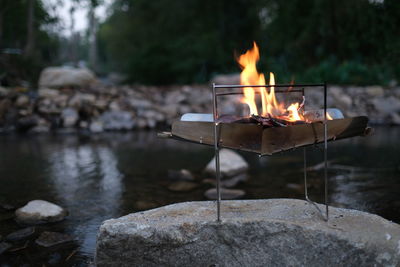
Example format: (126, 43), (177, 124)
(15, 95), (30, 108)
(35, 231), (73, 247)
(203, 173), (247, 188)
(365, 86), (385, 97)
(6, 227), (35, 241)
(167, 181), (198, 192)
(204, 188), (245, 200)
(211, 73), (241, 85)
(96, 199), (400, 267)
(167, 169), (195, 181)
(15, 200), (67, 225)
(90, 121), (104, 133)
(372, 96), (400, 115)
(100, 111), (134, 130)
(61, 108), (78, 127)
(0, 242), (11, 255)
(38, 67), (96, 88)
(204, 149), (248, 177)
(38, 88), (59, 99)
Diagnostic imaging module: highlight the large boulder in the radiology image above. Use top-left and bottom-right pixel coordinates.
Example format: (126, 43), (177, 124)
(15, 200), (67, 225)
(204, 149), (248, 177)
(38, 67), (96, 88)
(96, 199), (400, 267)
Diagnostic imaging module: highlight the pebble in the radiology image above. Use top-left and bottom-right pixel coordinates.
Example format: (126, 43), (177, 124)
(168, 181), (198, 192)
(6, 227), (35, 242)
(15, 200), (67, 225)
(167, 169), (195, 181)
(204, 149), (249, 177)
(0, 242), (12, 255)
(35, 231), (74, 247)
(204, 188), (245, 200)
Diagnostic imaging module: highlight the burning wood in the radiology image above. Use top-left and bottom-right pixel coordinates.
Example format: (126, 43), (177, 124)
(217, 114), (305, 127)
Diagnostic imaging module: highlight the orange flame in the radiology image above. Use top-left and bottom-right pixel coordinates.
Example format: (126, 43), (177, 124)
(237, 42), (304, 122)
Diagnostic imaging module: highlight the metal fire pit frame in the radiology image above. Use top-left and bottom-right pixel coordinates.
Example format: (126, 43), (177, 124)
(211, 83), (329, 222)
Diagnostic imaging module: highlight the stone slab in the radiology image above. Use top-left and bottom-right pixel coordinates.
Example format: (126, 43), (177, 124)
(96, 199), (400, 267)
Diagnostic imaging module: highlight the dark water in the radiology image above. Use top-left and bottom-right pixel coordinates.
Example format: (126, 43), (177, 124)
(0, 127), (399, 265)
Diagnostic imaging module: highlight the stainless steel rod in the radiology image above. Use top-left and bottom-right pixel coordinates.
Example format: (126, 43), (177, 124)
(216, 89), (304, 96)
(324, 82), (329, 221)
(303, 147), (308, 199)
(212, 83), (221, 222)
(214, 83), (325, 89)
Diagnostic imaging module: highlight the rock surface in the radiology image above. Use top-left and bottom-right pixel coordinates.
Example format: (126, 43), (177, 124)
(96, 199), (400, 267)
(38, 67), (96, 88)
(15, 200), (67, 225)
(5, 227), (35, 241)
(35, 231), (74, 247)
(204, 149), (249, 177)
(1, 83), (400, 133)
(0, 242), (11, 255)
(167, 181), (198, 192)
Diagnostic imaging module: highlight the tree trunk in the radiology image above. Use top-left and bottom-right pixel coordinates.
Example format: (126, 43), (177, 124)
(24, 0), (35, 58)
(88, 5), (98, 71)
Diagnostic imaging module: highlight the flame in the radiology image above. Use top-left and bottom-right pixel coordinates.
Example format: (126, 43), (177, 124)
(237, 42), (304, 122)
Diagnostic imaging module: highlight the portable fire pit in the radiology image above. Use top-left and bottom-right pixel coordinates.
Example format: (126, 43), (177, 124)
(160, 42), (370, 222)
(161, 82), (371, 222)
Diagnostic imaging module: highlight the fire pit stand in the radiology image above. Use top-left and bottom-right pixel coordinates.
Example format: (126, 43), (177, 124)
(161, 83), (370, 223)
(212, 83), (329, 222)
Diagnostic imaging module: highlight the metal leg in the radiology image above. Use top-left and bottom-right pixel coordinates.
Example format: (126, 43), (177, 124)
(323, 82), (329, 221)
(303, 146), (328, 221)
(212, 83), (221, 222)
(214, 123), (221, 222)
(303, 147), (308, 199)
(302, 80), (330, 223)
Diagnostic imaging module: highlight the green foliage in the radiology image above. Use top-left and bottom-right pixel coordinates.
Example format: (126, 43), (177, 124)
(256, 0), (400, 85)
(99, 0), (260, 84)
(0, 0), (59, 87)
(99, 0), (400, 85)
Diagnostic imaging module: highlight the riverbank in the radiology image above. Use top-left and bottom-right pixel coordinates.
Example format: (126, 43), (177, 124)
(0, 84), (399, 134)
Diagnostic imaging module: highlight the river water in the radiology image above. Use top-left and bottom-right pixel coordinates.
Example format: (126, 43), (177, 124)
(0, 127), (399, 265)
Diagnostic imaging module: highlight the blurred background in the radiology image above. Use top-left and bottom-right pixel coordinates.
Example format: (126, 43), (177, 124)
(0, 0), (399, 266)
(1, 0), (399, 87)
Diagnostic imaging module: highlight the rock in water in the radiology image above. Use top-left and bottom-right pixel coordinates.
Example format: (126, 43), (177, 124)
(0, 242), (11, 255)
(6, 227), (35, 241)
(35, 231), (73, 247)
(167, 169), (195, 181)
(203, 173), (247, 188)
(96, 199), (400, 267)
(204, 149), (248, 177)
(38, 67), (96, 88)
(15, 200), (67, 225)
(167, 181), (198, 192)
(61, 108), (78, 128)
(204, 188), (245, 200)
(100, 111), (135, 130)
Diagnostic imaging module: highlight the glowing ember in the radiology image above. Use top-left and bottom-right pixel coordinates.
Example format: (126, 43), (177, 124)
(237, 42), (305, 122)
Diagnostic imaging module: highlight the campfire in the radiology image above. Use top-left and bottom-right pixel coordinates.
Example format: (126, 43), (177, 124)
(167, 42), (370, 155)
(161, 41), (371, 222)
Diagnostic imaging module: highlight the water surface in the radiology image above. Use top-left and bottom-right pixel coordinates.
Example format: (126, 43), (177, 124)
(0, 127), (399, 265)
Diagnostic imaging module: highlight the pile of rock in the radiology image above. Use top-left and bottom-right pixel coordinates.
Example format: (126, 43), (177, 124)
(0, 200), (72, 257)
(0, 69), (399, 133)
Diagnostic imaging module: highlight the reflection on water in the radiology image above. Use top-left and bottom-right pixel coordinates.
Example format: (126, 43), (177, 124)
(0, 127), (399, 265)
(48, 145), (123, 256)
